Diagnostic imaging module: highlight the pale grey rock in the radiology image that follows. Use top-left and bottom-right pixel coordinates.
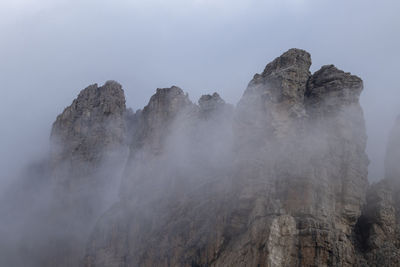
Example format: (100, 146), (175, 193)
(83, 49), (371, 267)
(305, 64), (364, 118)
(45, 81), (128, 267)
(12, 48), (397, 267)
(236, 48), (311, 141)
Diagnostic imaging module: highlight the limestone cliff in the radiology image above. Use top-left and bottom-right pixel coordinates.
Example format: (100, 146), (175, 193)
(45, 81), (129, 267)
(14, 49), (400, 267)
(82, 49), (371, 266)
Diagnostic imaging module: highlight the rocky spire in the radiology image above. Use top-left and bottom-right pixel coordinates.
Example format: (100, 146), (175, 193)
(198, 92), (233, 120)
(305, 64), (363, 117)
(236, 48), (311, 141)
(51, 80), (126, 166)
(199, 92), (225, 112)
(84, 49), (371, 267)
(128, 86), (194, 154)
(46, 81), (128, 267)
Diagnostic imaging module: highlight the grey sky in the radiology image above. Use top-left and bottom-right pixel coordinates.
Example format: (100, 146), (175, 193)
(1, 0), (399, 185)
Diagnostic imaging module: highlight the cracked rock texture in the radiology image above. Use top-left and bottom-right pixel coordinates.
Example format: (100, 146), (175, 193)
(83, 49), (371, 266)
(13, 49), (400, 266)
(44, 81), (129, 267)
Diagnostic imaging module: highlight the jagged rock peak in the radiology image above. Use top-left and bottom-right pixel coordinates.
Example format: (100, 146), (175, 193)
(145, 85), (192, 113)
(82, 51), (373, 267)
(244, 48), (312, 105)
(198, 92), (225, 111)
(74, 80), (125, 113)
(237, 48), (312, 139)
(199, 92), (224, 105)
(53, 81), (125, 126)
(51, 81), (126, 162)
(45, 81), (129, 267)
(198, 92), (233, 120)
(305, 65), (363, 116)
(130, 86), (194, 154)
(261, 48), (311, 76)
(306, 64), (363, 98)
(154, 85), (186, 99)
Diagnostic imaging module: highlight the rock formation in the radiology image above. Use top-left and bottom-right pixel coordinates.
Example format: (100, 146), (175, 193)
(45, 81), (129, 267)
(0, 81), (130, 267)
(83, 49), (370, 266)
(4, 49), (400, 267)
(51, 80), (127, 187)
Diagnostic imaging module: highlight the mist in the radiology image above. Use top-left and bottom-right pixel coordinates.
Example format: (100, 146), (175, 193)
(1, 0), (400, 184)
(1, 0), (400, 266)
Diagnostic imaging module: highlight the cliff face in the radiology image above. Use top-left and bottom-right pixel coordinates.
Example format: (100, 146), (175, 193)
(51, 80), (127, 183)
(81, 49), (370, 267)
(215, 50), (368, 266)
(44, 81), (129, 267)
(19, 49), (400, 266)
(50, 80), (128, 210)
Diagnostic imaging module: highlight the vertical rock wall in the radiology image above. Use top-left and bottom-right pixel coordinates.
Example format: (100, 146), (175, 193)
(83, 49), (371, 267)
(6, 48), (400, 267)
(45, 81), (128, 267)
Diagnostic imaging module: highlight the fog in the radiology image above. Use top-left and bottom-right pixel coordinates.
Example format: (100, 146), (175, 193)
(1, 0), (399, 185)
(0, 0), (399, 266)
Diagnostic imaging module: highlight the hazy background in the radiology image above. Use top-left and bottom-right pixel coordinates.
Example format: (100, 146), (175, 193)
(1, 0), (399, 188)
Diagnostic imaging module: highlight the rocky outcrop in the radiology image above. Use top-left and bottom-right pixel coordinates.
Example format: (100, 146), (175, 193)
(198, 92), (232, 118)
(84, 86), (236, 266)
(119, 86), (196, 201)
(8, 47), (400, 267)
(0, 81), (131, 267)
(50, 80), (128, 211)
(126, 86), (194, 154)
(225, 51), (368, 267)
(82, 49), (372, 267)
(6, 48), (400, 267)
(51, 80), (127, 177)
(236, 48), (311, 142)
(43, 81), (129, 267)
(305, 64), (364, 117)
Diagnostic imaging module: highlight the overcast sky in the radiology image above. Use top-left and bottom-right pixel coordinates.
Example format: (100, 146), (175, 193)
(1, 0), (399, 184)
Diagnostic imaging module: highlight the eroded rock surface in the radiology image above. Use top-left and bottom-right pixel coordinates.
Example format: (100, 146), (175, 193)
(9, 49), (400, 267)
(44, 81), (129, 267)
(51, 80), (128, 211)
(83, 49), (371, 267)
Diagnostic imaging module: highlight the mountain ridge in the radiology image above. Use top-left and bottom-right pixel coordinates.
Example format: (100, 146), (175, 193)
(3, 48), (400, 267)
